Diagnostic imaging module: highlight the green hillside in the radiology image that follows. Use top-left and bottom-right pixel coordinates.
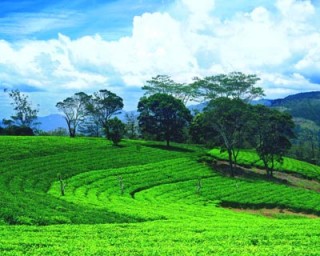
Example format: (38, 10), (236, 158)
(1, 137), (320, 255)
(271, 91), (320, 126)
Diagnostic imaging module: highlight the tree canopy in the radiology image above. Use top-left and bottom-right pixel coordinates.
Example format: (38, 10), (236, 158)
(56, 92), (91, 138)
(142, 75), (197, 105)
(105, 117), (126, 145)
(192, 72), (264, 102)
(87, 89), (124, 129)
(203, 97), (252, 176)
(138, 93), (192, 147)
(6, 89), (39, 129)
(252, 105), (295, 177)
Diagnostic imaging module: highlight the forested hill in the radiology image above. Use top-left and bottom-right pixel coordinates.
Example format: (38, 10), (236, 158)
(269, 91), (320, 125)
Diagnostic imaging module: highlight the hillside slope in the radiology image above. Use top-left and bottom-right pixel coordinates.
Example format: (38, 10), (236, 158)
(1, 137), (320, 255)
(270, 91), (320, 125)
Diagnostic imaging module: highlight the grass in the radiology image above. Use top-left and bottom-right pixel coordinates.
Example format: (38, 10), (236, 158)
(1, 136), (320, 255)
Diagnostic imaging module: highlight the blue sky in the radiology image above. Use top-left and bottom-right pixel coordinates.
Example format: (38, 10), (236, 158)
(1, 0), (320, 118)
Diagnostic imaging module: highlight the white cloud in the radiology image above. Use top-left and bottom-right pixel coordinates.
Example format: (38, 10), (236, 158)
(181, 0), (216, 32)
(276, 0), (315, 22)
(0, 0), (320, 115)
(295, 35), (320, 77)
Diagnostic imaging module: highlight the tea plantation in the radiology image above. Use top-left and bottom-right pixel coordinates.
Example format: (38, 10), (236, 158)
(1, 136), (320, 255)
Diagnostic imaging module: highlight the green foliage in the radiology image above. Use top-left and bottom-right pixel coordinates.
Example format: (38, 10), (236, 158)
(105, 117), (126, 145)
(192, 72), (264, 102)
(0, 125), (34, 136)
(203, 98), (252, 176)
(56, 92), (91, 138)
(271, 91), (320, 125)
(142, 75), (197, 104)
(37, 127), (68, 136)
(87, 89), (124, 129)
(251, 105), (295, 177)
(138, 93), (192, 146)
(189, 113), (209, 144)
(4, 89), (39, 130)
(124, 112), (139, 139)
(289, 118), (320, 164)
(210, 148), (320, 180)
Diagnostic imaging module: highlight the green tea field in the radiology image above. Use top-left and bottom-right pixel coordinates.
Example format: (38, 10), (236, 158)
(1, 136), (320, 255)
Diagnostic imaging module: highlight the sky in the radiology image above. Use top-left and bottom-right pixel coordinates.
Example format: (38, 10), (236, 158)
(0, 0), (320, 118)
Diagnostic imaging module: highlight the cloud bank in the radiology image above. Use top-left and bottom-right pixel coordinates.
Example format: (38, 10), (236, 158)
(0, 0), (319, 115)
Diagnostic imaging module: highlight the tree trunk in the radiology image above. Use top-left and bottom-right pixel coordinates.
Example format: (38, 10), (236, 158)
(228, 150), (234, 177)
(269, 160), (274, 177)
(70, 128), (76, 138)
(67, 122), (73, 138)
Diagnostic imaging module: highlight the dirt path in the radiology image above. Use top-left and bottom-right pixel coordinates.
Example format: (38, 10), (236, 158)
(214, 160), (320, 193)
(231, 207), (319, 219)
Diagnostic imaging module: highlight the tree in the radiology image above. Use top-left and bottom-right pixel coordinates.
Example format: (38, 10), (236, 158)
(124, 112), (139, 139)
(1, 125), (34, 136)
(289, 125), (320, 165)
(142, 75), (197, 105)
(105, 117), (126, 145)
(138, 93), (192, 147)
(192, 72), (264, 102)
(189, 113), (219, 145)
(78, 113), (103, 137)
(56, 92), (90, 138)
(87, 89), (124, 130)
(7, 89), (39, 129)
(252, 105), (295, 177)
(203, 98), (251, 176)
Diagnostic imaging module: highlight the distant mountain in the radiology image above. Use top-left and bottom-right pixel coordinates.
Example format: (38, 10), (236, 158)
(37, 114), (67, 132)
(250, 99), (273, 106)
(269, 91), (320, 126)
(271, 91), (320, 105)
(36, 111), (134, 132)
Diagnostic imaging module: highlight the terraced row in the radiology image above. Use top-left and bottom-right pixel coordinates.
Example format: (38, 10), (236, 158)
(1, 136), (320, 255)
(0, 137), (198, 225)
(50, 157), (320, 220)
(1, 219), (320, 255)
(210, 148), (320, 180)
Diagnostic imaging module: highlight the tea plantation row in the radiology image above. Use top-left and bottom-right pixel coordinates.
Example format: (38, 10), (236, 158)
(0, 136), (320, 255)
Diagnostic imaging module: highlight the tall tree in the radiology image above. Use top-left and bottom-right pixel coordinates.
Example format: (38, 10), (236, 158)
(252, 105), (295, 177)
(7, 89), (39, 128)
(56, 92), (90, 138)
(192, 72), (264, 102)
(87, 89), (124, 130)
(203, 98), (251, 176)
(138, 93), (192, 147)
(142, 75), (197, 105)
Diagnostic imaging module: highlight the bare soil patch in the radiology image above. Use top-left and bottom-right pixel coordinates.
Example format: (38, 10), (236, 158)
(214, 160), (320, 193)
(231, 207), (318, 219)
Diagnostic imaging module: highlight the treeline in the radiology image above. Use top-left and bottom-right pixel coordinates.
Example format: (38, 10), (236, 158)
(52, 72), (295, 177)
(2, 72), (312, 173)
(139, 73), (294, 177)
